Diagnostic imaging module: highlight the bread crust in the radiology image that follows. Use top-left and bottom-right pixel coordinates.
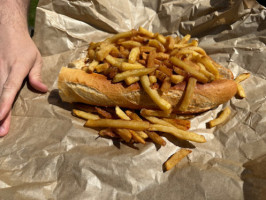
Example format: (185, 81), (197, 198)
(58, 67), (237, 114)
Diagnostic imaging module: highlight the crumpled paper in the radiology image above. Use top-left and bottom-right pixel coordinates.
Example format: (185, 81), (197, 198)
(0, 0), (266, 199)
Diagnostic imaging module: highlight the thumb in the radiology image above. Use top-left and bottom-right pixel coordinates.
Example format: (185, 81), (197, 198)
(28, 55), (48, 93)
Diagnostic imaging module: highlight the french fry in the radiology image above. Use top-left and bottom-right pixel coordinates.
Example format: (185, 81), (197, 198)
(179, 34), (191, 44)
(130, 130), (146, 144)
(170, 75), (184, 84)
(164, 149), (192, 171)
(128, 47), (140, 64)
(99, 128), (118, 138)
(120, 62), (145, 71)
(96, 43), (116, 61)
(146, 131), (166, 146)
(156, 52), (170, 60)
(140, 46), (156, 53)
(144, 116), (175, 127)
(115, 106), (131, 120)
(104, 65), (118, 79)
(170, 57), (208, 83)
(149, 75), (157, 84)
(155, 34), (166, 45)
(124, 76), (140, 85)
(72, 109), (100, 120)
(105, 55), (123, 68)
(158, 64), (173, 77)
(160, 77), (171, 93)
(235, 73), (250, 83)
(155, 70), (168, 82)
(236, 83), (246, 98)
(147, 50), (156, 68)
(95, 63), (109, 73)
(166, 36), (175, 50)
(140, 75), (172, 112)
(149, 124), (206, 143)
(208, 107), (231, 128)
(179, 77), (197, 112)
(148, 39), (165, 52)
(120, 40), (142, 48)
(162, 118), (190, 131)
(138, 26), (154, 38)
(140, 108), (177, 118)
(85, 119), (150, 130)
(197, 56), (219, 79)
(197, 62), (215, 82)
(95, 107), (113, 119)
(108, 29), (137, 43)
(114, 128), (132, 142)
(113, 67), (156, 83)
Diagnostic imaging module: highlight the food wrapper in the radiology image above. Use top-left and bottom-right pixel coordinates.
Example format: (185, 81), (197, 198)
(0, 0), (266, 199)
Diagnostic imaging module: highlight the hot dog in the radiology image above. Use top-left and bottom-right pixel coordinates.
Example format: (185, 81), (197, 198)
(58, 27), (237, 114)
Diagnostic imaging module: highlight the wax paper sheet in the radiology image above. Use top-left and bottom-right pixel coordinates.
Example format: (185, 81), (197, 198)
(0, 0), (266, 199)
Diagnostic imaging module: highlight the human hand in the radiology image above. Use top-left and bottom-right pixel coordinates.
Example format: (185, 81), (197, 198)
(0, 26), (48, 136)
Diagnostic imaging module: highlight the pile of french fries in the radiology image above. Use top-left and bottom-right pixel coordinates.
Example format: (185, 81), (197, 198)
(70, 27), (250, 171)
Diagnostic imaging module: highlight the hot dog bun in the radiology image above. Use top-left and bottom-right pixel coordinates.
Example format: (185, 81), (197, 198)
(58, 66), (237, 114)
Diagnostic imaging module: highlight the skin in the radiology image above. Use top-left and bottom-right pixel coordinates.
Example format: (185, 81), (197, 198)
(0, 0), (47, 136)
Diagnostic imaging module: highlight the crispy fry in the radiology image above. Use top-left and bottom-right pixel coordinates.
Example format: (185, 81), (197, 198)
(138, 26), (154, 38)
(130, 130), (146, 144)
(115, 106), (131, 120)
(197, 62), (215, 82)
(96, 43), (116, 61)
(147, 50), (156, 68)
(124, 76), (140, 85)
(95, 63), (109, 73)
(128, 47), (140, 64)
(235, 73), (250, 83)
(72, 109), (100, 120)
(170, 75), (184, 84)
(108, 29), (138, 43)
(120, 40), (142, 48)
(208, 107), (231, 128)
(156, 52), (170, 60)
(105, 55), (123, 68)
(149, 75), (157, 84)
(95, 107), (113, 119)
(166, 36), (175, 50)
(236, 83), (246, 98)
(179, 77), (197, 112)
(140, 75), (172, 112)
(140, 108), (177, 118)
(170, 57), (208, 83)
(120, 62), (145, 71)
(146, 131), (166, 146)
(160, 77), (171, 93)
(164, 149), (192, 171)
(148, 39), (165, 52)
(140, 46), (156, 53)
(85, 119), (150, 130)
(114, 129), (132, 142)
(155, 70), (167, 82)
(104, 65), (118, 79)
(158, 64), (173, 77)
(149, 124), (206, 143)
(113, 67), (156, 83)
(162, 118), (190, 131)
(99, 128), (118, 138)
(197, 56), (219, 79)
(155, 34), (166, 45)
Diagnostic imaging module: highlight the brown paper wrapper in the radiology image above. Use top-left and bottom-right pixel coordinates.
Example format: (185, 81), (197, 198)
(0, 0), (266, 199)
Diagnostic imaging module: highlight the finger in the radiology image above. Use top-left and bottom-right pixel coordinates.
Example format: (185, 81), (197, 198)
(0, 68), (27, 121)
(28, 55), (48, 93)
(0, 111), (11, 136)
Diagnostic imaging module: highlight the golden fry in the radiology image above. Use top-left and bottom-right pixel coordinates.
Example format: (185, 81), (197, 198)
(114, 128), (132, 142)
(140, 75), (172, 112)
(113, 67), (156, 83)
(170, 57), (208, 83)
(235, 73), (250, 83)
(179, 77), (197, 112)
(124, 76), (140, 85)
(236, 83), (246, 98)
(164, 149), (192, 171)
(170, 75), (184, 84)
(115, 106), (131, 120)
(120, 62), (145, 71)
(138, 26), (154, 38)
(128, 47), (140, 64)
(85, 119), (150, 130)
(208, 107), (231, 128)
(146, 131), (166, 146)
(130, 130), (146, 144)
(149, 124), (206, 143)
(72, 109), (100, 120)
